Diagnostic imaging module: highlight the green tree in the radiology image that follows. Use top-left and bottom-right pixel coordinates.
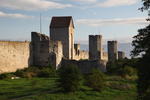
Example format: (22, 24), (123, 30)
(140, 0), (150, 17)
(85, 69), (104, 91)
(131, 0), (150, 99)
(57, 64), (81, 92)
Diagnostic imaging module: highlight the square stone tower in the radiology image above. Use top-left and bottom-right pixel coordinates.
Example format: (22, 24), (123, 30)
(118, 51), (125, 59)
(108, 41), (118, 61)
(50, 16), (74, 59)
(31, 32), (50, 66)
(89, 35), (103, 60)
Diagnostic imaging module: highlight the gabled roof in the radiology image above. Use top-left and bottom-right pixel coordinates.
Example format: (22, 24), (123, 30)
(50, 16), (74, 28)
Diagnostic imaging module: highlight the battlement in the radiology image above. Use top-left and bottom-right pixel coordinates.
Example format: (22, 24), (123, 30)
(89, 35), (102, 40)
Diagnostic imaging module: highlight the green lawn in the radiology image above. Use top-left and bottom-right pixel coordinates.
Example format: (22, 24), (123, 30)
(0, 76), (137, 100)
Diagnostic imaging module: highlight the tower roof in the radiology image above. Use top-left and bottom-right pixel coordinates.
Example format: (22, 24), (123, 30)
(50, 16), (74, 28)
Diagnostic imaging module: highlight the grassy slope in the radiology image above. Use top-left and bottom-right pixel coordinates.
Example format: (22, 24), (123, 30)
(0, 76), (137, 100)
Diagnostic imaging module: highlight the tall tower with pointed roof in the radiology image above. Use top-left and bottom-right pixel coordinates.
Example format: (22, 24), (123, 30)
(50, 16), (74, 59)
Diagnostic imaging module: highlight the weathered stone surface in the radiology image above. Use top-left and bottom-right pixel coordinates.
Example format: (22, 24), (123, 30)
(0, 41), (31, 73)
(62, 59), (107, 73)
(102, 51), (108, 61)
(108, 41), (118, 61)
(50, 16), (74, 59)
(118, 51), (125, 59)
(49, 41), (63, 69)
(89, 35), (103, 60)
(74, 44), (89, 60)
(31, 32), (50, 66)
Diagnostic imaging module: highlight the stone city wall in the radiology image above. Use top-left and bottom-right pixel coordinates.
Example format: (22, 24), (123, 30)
(0, 41), (31, 73)
(49, 41), (63, 69)
(62, 59), (107, 73)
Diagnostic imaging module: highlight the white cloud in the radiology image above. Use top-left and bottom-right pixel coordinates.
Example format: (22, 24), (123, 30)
(0, 0), (72, 11)
(0, 11), (33, 18)
(97, 0), (139, 7)
(76, 17), (148, 26)
(72, 0), (97, 3)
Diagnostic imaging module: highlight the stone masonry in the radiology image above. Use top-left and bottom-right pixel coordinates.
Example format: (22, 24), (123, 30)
(0, 16), (126, 73)
(74, 44), (88, 60)
(89, 35), (103, 60)
(31, 32), (50, 66)
(108, 41), (118, 61)
(49, 41), (63, 69)
(118, 51), (125, 59)
(0, 41), (31, 73)
(50, 16), (74, 60)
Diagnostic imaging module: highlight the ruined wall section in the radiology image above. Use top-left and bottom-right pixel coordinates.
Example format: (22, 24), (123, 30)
(79, 50), (88, 60)
(62, 59), (107, 73)
(74, 44), (88, 60)
(0, 41), (31, 73)
(102, 52), (108, 61)
(74, 44), (80, 56)
(108, 41), (118, 61)
(31, 32), (50, 66)
(49, 41), (63, 69)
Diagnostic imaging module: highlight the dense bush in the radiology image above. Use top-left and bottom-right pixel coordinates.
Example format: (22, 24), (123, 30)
(57, 64), (81, 92)
(105, 81), (132, 91)
(123, 66), (137, 76)
(0, 73), (15, 79)
(38, 67), (56, 77)
(14, 66), (56, 78)
(14, 69), (25, 77)
(85, 69), (104, 91)
(106, 59), (138, 77)
(14, 67), (40, 78)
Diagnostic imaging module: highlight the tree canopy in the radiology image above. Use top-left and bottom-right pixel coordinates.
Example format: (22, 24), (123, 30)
(131, 0), (150, 99)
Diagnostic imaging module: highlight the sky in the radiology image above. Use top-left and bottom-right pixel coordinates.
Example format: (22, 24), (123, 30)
(0, 0), (149, 44)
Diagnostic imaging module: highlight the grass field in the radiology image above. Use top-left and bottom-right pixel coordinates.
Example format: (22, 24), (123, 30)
(0, 76), (137, 100)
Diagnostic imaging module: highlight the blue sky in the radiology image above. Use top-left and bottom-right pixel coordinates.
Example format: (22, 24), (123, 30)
(0, 0), (149, 44)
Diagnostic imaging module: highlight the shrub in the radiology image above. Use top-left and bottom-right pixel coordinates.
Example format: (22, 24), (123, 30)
(14, 69), (25, 77)
(106, 59), (138, 76)
(85, 68), (104, 91)
(57, 64), (81, 92)
(143, 89), (150, 100)
(105, 82), (132, 90)
(38, 67), (56, 77)
(0, 73), (15, 79)
(123, 66), (137, 76)
(14, 67), (40, 78)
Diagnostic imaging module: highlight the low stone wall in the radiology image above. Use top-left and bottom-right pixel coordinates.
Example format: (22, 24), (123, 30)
(79, 50), (88, 60)
(74, 50), (88, 60)
(62, 59), (107, 73)
(0, 41), (31, 73)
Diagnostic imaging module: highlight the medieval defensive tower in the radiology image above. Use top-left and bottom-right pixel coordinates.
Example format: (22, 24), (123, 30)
(108, 41), (118, 61)
(89, 35), (103, 60)
(118, 51), (125, 59)
(50, 16), (74, 59)
(31, 32), (50, 66)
